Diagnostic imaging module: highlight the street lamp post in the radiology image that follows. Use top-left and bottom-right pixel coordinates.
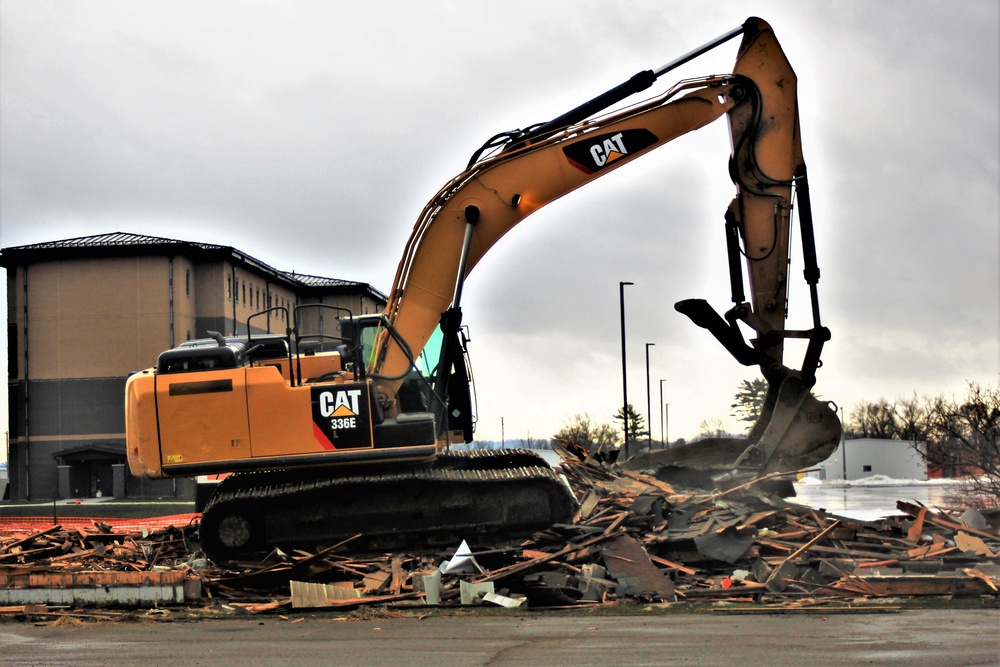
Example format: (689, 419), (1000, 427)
(645, 343), (655, 452)
(619, 281), (633, 455)
(659, 379), (667, 448)
(840, 406), (847, 480)
(665, 403), (670, 446)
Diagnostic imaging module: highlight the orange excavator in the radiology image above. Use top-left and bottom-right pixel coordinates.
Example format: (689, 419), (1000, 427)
(126, 17), (841, 559)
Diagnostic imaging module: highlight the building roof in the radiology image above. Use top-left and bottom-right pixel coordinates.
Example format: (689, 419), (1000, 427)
(0, 231), (388, 303)
(5, 231), (222, 252)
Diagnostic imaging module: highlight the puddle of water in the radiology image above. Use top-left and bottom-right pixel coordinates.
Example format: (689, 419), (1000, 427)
(791, 483), (960, 521)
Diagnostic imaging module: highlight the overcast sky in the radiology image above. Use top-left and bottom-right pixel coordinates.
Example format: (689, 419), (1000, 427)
(1, 0), (997, 451)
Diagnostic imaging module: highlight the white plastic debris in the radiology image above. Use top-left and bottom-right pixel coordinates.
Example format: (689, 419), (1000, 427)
(439, 540), (485, 575)
(483, 591), (526, 608)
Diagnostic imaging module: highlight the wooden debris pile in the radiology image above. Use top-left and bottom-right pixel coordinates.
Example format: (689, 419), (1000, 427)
(0, 521), (203, 613)
(457, 456), (1000, 606)
(189, 456), (1000, 611)
(2, 454), (999, 614)
(1, 522), (198, 571)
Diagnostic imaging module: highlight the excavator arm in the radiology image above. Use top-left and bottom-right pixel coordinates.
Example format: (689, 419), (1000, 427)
(372, 17), (840, 475)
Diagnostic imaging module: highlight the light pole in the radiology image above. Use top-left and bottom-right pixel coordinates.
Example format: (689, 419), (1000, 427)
(619, 281), (633, 454)
(645, 343), (655, 452)
(665, 403), (670, 446)
(840, 406), (847, 480)
(659, 379), (667, 448)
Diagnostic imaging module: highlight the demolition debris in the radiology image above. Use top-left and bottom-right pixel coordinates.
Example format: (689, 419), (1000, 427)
(1, 452), (998, 617)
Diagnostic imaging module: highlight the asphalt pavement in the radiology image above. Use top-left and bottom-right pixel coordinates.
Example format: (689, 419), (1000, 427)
(1, 609), (997, 666)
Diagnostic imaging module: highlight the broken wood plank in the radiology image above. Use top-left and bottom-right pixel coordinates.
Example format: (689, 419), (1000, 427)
(907, 506), (928, 541)
(834, 575), (999, 597)
(473, 529), (628, 583)
(0, 526), (63, 554)
(390, 554), (407, 594)
(648, 555), (698, 575)
(618, 469), (676, 495)
(897, 501), (999, 541)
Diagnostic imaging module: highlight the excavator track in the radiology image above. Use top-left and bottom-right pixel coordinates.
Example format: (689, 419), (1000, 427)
(199, 449), (577, 561)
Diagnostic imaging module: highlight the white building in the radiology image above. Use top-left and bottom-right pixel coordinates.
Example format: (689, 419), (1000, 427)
(811, 438), (927, 481)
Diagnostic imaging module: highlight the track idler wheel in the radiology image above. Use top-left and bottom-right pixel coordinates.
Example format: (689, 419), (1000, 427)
(199, 505), (264, 561)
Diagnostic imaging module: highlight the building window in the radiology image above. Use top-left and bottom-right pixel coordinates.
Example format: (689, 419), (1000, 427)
(242, 283), (246, 305)
(185, 269), (190, 296)
(227, 276), (232, 300)
(862, 465), (872, 473)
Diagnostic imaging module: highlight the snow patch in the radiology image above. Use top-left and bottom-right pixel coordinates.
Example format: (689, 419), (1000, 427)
(794, 475), (967, 489)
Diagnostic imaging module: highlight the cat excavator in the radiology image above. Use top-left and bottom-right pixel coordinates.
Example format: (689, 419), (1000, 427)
(126, 17), (841, 559)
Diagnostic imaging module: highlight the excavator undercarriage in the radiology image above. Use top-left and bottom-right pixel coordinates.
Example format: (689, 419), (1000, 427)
(199, 450), (577, 559)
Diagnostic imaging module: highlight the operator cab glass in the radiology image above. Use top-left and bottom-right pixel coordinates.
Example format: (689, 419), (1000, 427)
(415, 326), (445, 381)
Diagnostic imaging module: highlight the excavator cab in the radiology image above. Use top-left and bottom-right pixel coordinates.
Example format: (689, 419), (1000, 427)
(348, 313), (476, 445)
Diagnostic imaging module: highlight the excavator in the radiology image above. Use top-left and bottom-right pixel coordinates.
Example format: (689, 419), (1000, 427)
(126, 17), (841, 559)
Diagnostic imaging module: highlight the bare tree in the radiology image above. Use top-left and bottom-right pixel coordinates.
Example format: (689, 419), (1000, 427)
(847, 398), (900, 439)
(891, 392), (934, 442)
(553, 413), (620, 453)
(923, 383), (1000, 506)
(516, 436), (547, 450)
(693, 418), (734, 441)
(846, 393), (935, 441)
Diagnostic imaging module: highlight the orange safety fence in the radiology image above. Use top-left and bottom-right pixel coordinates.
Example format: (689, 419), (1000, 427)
(0, 513), (200, 535)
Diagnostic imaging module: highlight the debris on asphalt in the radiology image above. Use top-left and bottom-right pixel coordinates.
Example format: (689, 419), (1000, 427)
(2, 449), (998, 616)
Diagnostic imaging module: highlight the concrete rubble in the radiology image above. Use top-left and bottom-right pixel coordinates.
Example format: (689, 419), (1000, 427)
(1, 451), (998, 618)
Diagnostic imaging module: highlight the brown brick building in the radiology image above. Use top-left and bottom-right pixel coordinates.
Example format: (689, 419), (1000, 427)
(1, 232), (386, 501)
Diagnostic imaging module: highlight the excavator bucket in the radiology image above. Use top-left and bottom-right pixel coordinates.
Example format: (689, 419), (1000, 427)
(732, 376), (842, 473)
(622, 376), (841, 490)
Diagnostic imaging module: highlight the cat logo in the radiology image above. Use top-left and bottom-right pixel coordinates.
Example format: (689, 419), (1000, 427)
(563, 128), (659, 175)
(319, 389), (362, 429)
(318, 389), (362, 417)
(311, 384), (371, 449)
(590, 132), (628, 167)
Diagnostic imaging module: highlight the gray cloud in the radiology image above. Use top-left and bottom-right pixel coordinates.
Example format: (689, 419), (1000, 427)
(2, 0), (997, 443)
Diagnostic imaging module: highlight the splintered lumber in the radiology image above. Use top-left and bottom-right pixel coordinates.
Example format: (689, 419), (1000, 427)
(907, 506), (928, 541)
(897, 501), (999, 541)
(781, 520), (842, 563)
(0, 526), (64, 554)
